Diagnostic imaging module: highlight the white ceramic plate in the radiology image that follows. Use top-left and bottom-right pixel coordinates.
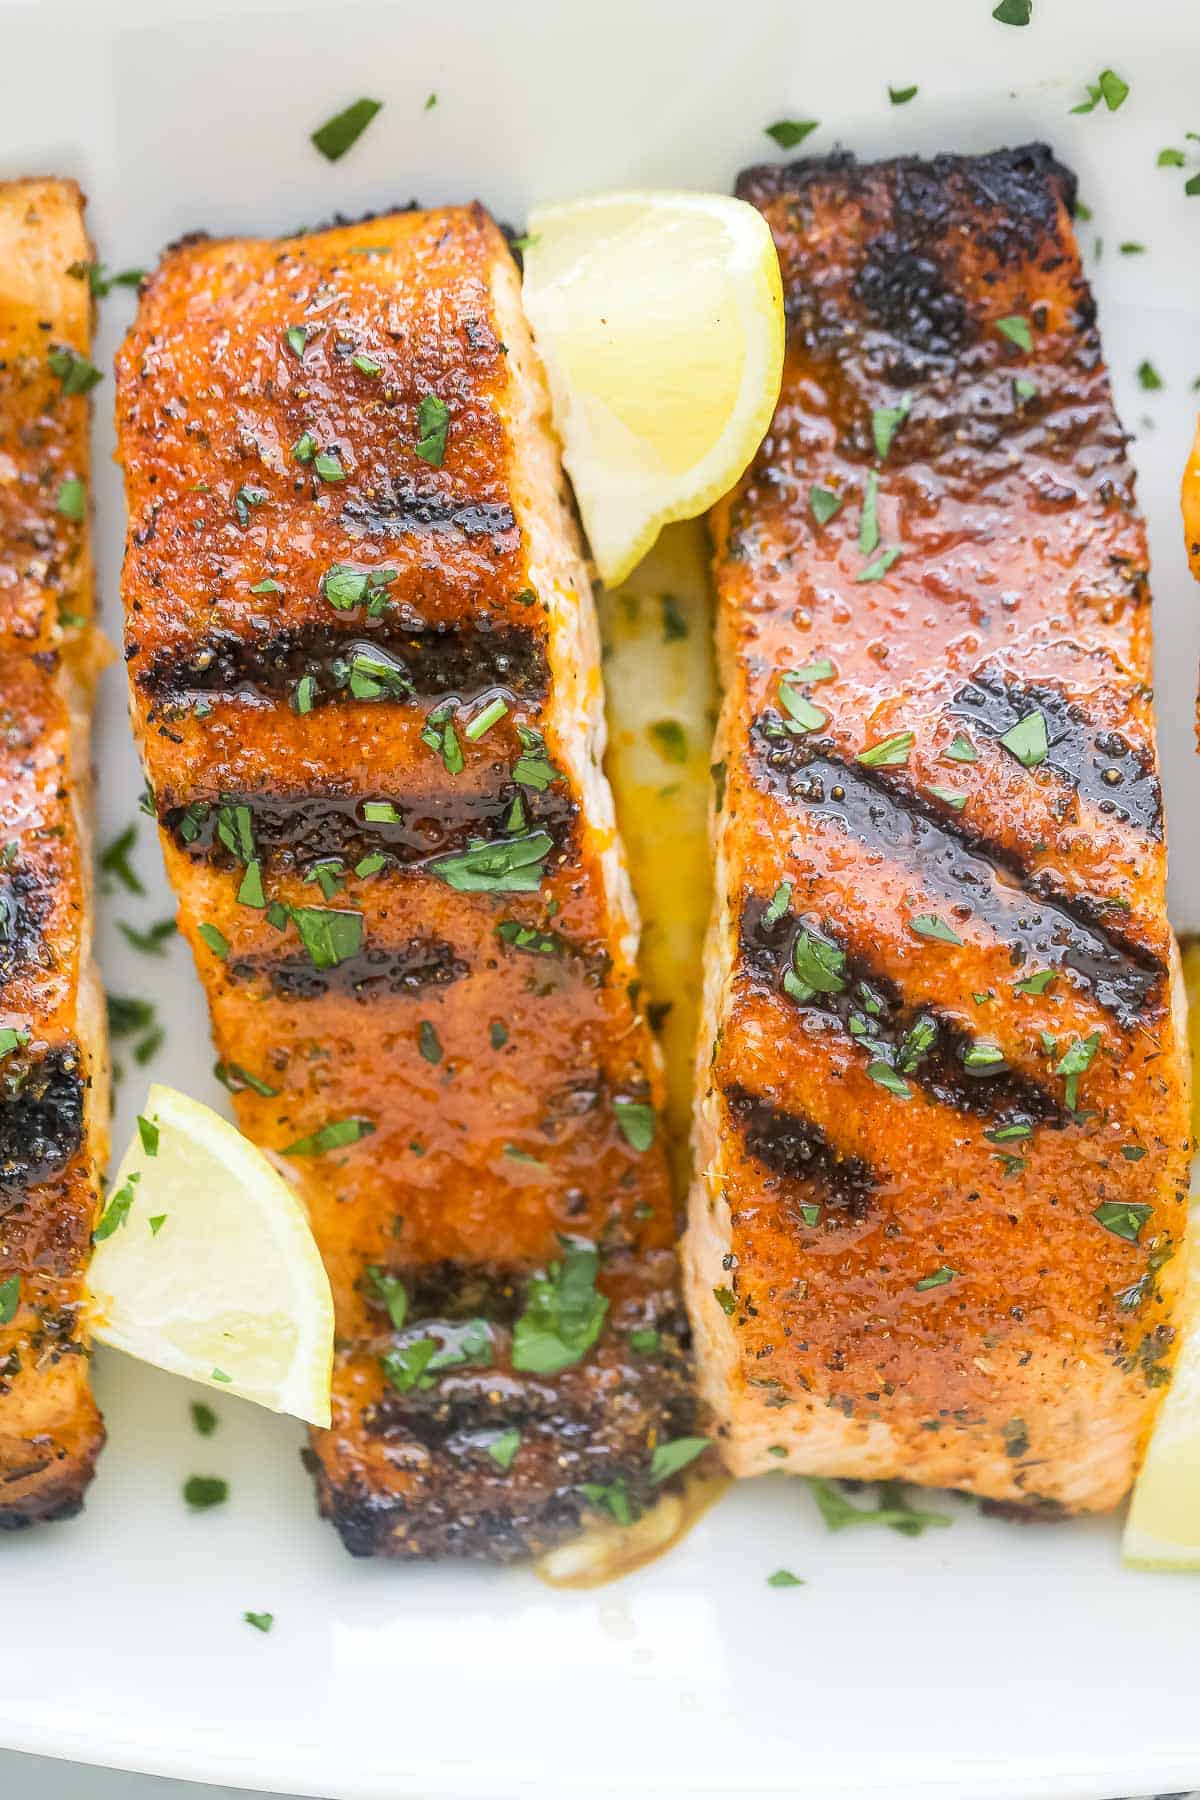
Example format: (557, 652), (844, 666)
(3, 0), (1200, 1794)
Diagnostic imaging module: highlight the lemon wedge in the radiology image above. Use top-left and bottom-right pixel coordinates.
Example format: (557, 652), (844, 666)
(1122, 939), (1199, 1568)
(1122, 1206), (1200, 1569)
(88, 1084), (334, 1426)
(521, 190), (784, 586)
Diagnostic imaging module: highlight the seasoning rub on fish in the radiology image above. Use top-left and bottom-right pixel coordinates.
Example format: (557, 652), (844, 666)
(687, 145), (1192, 1512)
(116, 204), (696, 1558)
(0, 179), (108, 1526)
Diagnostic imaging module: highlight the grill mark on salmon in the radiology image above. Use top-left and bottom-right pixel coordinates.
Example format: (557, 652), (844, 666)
(134, 618), (547, 710)
(161, 783), (577, 871)
(118, 203), (692, 1560)
(749, 720), (1164, 1028)
(688, 145), (1191, 1515)
(725, 1083), (877, 1218)
(949, 665), (1161, 836)
(740, 897), (1063, 1128)
(0, 1046), (86, 1188)
(338, 486), (518, 541)
(0, 179), (107, 1527)
(226, 938), (470, 1001)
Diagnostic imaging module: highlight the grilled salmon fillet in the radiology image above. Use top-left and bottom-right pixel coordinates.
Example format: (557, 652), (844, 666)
(0, 178), (107, 1526)
(686, 145), (1192, 1513)
(116, 204), (695, 1558)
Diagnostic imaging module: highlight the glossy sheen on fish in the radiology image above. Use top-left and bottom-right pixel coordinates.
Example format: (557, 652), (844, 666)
(686, 146), (1191, 1513)
(0, 179), (108, 1526)
(116, 205), (693, 1558)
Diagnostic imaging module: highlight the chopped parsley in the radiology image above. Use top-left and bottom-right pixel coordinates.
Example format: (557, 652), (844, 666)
(214, 1061), (279, 1098)
(486, 1427), (522, 1471)
(244, 1612), (274, 1633)
(511, 1237), (608, 1375)
(197, 922), (229, 959)
(944, 733), (978, 764)
(649, 719), (688, 763)
(992, 0), (1031, 21)
(888, 83), (918, 105)
(996, 315), (1033, 352)
(1071, 69), (1129, 114)
(809, 484), (841, 525)
(871, 392), (912, 459)
(310, 97), (383, 161)
(613, 1098), (656, 1152)
(0, 1274), (19, 1326)
(998, 709), (1048, 768)
(713, 1285), (736, 1315)
(56, 477), (86, 521)
(767, 1568), (806, 1587)
(582, 1477), (634, 1526)
(765, 118), (819, 149)
(1138, 360), (1164, 392)
(417, 1020), (443, 1065)
(1093, 1200), (1153, 1243)
(859, 468), (880, 554)
(427, 829), (551, 894)
(367, 1266), (408, 1330)
(414, 393), (450, 466)
(1013, 968), (1055, 996)
(321, 562), (396, 612)
(909, 914), (963, 946)
(313, 449), (346, 483)
(857, 729), (913, 768)
(465, 696), (508, 742)
(661, 594), (688, 641)
(867, 1061), (910, 1100)
(649, 1436), (710, 1484)
(778, 674), (828, 733)
(282, 1117), (375, 1157)
(234, 485), (266, 526)
(855, 546), (902, 583)
(93, 1176), (137, 1241)
(807, 1476), (951, 1535)
(351, 352), (381, 376)
(137, 1113), (160, 1157)
(926, 784), (966, 810)
(118, 917), (177, 956)
(761, 881), (792, 928)
(100, 824), (145, 895)
(47, 344), (102, 395)
(285, 325), (307, 358)
(1055, 1030), (1101, 1110)
(183, 1475), (228, 1510)
(291, 906), (362, 969)
(191, 1402), (217, 1436)
(629, 1327), (660, 1355)
(512, 724), (561, 791)
(914, 1265), (956, 1291)
(786, 927), (847, 1000)
(419, 700), (464, 775)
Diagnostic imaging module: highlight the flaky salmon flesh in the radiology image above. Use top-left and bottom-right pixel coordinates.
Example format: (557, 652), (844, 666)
(0, 179), (108, 1528)
(116, 204), (697, 1559)
(686, 145), (1192, 1514)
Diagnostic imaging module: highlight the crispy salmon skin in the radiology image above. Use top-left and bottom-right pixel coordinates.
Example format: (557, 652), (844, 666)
(0, 178), (107, 1526)
(116, 204), (696, 1559)
(686, 146), (1191, 1513)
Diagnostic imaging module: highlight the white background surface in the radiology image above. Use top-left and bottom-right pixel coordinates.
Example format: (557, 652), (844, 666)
(2, 0), (1200, 1795)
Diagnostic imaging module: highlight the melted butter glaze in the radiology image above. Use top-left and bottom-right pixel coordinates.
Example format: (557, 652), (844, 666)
(694, 147), (1191, 1513)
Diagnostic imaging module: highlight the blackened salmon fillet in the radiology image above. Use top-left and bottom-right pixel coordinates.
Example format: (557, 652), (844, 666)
(0, 178), (108, 1526)
(116, 204), (696, 1558)
(686, 145), (1191, 1512)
